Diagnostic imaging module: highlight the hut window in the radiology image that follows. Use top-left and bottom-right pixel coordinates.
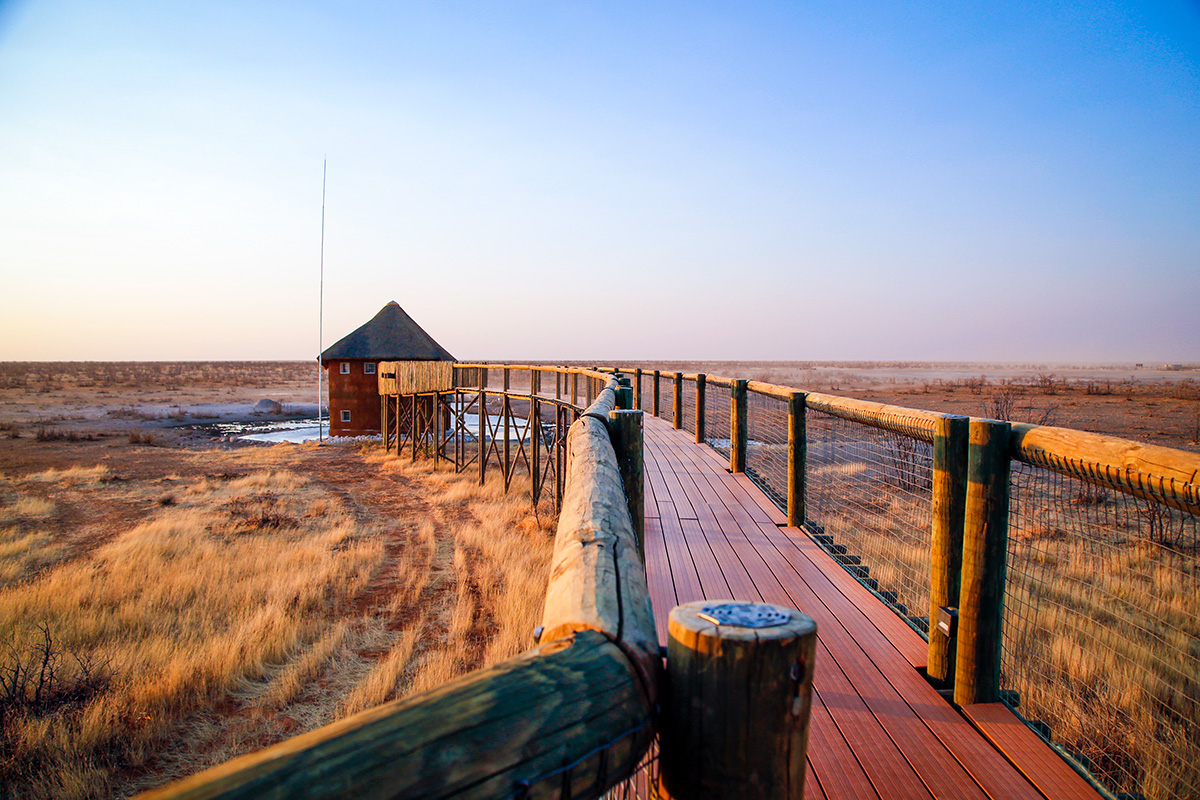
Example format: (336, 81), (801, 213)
(341, 410), (351, 422)
(339, 363), (350, 374)
(364, 363), (376, 375)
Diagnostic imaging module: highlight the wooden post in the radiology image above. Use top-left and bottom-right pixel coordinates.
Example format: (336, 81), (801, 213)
(572, 372), (579, 406)
(695, 373), (706, 444)
(787, 392), (807, 528)
(433, 394), (441, 468)
(555, 370), (562, 400)
(607, 409), (645, 559)
(634, 368), (642, 410)
(652, 370), (661, 417)
(928, 414), (969, 686)
(731, 380), (748, 473)
(410, 394), (418, 462)
(381, 394), (388, 451)
(660, 601), (817, 800)
(503, 366), (509, 393)
(478, 389), (486, 485)
(672, 372), (683, 430)
(531, 398), (541, 501)
(503, 396), (511, 489)
(954, 418), (1011, 707)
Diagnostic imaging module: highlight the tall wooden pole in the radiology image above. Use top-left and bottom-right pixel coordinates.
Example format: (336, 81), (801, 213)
(929, 414), (969, 685)
(502, 372), (511, 487)
(478, 389), (487, 485)
(652, 370), (661, 417)
(531, 398), (541, 501)
(634, 368), (643, 410)
(661, 602), (817, 800)
(607, 409), (645, 559)
(954, 418), (1011, 706)
(787, 392), (807, 528)
(409, 396), (417, 462)
(672, 372), (683, 430)
(731, 380), (748, 473)
(381, 394), (389, 452)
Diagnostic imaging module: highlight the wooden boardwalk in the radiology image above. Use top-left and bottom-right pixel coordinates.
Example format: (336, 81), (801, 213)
(641, 414), (1099, 800)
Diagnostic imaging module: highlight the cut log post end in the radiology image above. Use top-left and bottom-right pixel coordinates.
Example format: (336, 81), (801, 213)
(660, 600), (817, 800)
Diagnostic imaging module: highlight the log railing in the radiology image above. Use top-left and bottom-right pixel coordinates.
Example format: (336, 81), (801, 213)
(134, 375), (661, 800)
(603, 364), (1200, 800)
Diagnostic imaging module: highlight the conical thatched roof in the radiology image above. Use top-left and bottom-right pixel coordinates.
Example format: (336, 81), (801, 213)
(320, 302), (455, 362)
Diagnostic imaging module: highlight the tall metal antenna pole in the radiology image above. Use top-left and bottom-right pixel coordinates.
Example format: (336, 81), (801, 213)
(318, 158), (327, 443)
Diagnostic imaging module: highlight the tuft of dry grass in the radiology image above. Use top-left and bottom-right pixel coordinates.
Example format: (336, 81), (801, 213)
(22, 465), (109, 484)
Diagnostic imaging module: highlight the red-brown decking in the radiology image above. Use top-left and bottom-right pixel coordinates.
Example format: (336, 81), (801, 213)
(641, 414), (1099, 800)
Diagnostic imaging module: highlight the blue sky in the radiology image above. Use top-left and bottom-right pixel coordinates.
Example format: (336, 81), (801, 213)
(1, 1), (1197, 361)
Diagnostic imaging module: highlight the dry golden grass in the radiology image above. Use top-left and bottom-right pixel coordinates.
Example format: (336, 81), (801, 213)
(0, 442), (557, 800)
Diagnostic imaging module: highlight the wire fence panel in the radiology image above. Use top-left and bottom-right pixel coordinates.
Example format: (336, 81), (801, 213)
(745, 390), (790, 511)
(1005, 462), (1200, 800)
(803, 408), (934, 631)
(679, 378), (696, 437)
(704, 380), (731, 459)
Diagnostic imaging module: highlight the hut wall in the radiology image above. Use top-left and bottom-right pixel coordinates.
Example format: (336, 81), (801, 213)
(326, 359), (383, 437)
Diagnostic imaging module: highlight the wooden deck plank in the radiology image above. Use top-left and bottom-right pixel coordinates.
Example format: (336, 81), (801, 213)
(713, 519), (982, 799)
(642, 515), (674, 647)
(655, 504), (704, 611)
(806, 690), (883, 800)
(962, 704), (1100, 800)
(679, 517), (733, 600)
(763, 525), (929, 669)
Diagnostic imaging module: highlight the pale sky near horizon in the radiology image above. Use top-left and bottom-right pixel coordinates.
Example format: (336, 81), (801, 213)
(1, 1), (1198, 362)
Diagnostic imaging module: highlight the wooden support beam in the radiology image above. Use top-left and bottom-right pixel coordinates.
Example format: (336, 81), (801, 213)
(478, 389), (486, 485)
(731, 380), (748, 473)
(652, 370), (660, 417)
(929, 414), (969, 685)
(955, 418), (1011, 706)
(634, 368), (642, 410)
(532, 398), (541, 501)
(787, 392), (807, 528)
(410, 395), (417, 463)
(695, 374), (706, 445)
(672, 372), (683, 430)
(608, 409), (645, 560)
(660, 601), (817, 800)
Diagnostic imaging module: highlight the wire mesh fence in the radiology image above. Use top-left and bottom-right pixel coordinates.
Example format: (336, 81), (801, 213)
(1005, 462), (1200, 800)
(744, 390), (790, 511)
(704, 379), (731, 460)
(679, 376), (696, 437)
(802, 408), (935, 632)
